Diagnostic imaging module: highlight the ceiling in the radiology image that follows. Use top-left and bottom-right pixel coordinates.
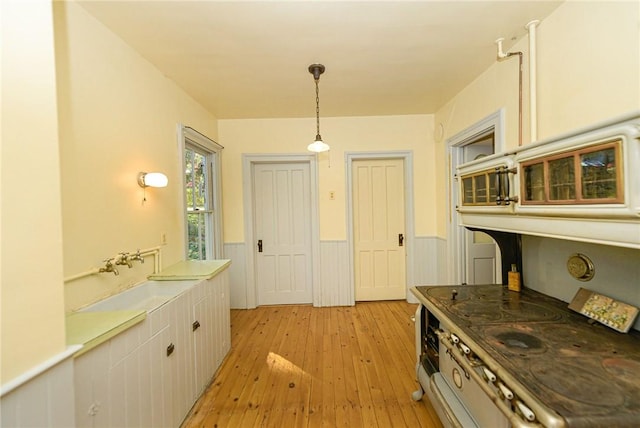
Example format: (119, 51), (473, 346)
(78, 1), (564, 119)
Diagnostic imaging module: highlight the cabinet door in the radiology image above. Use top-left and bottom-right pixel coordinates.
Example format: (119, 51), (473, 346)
(195, 292), (216, 392)
(169, 291), (195, 427)
(521, 140), (622, 205)
(148, 327), (173, 428)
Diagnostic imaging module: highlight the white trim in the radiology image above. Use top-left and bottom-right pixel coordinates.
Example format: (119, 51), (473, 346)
(0, 345), (81, 397)
(446, 109), (505, 284)
(345, 151), (415, 304)
(242, 153), (321, 308)
(177, 125), (224, 259)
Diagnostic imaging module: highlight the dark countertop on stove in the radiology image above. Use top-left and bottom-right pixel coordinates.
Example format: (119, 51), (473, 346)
(412, 284), (640, 427)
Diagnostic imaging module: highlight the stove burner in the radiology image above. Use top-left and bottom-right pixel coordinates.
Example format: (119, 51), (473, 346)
(447, 300), (565, 323)
(530, 360), (626, 407)
(496, 331), (544, 349)
(484, 327), (548, 355)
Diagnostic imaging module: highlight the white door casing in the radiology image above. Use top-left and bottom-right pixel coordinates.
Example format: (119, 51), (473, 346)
(353, 158), (406, 300)
(447, 109), (505, 285)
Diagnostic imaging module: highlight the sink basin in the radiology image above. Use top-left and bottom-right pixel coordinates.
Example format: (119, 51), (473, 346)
(81, 280), (198, 313)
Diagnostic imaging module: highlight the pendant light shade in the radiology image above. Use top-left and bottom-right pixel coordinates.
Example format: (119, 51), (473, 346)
(307, 64), (329, 153)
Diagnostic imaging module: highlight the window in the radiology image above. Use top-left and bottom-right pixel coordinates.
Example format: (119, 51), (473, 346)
(180, 126), (223, 260)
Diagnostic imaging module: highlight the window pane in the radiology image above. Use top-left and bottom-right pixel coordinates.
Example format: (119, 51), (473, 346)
(194, 152), (208, 211)
(549, 156), (575, 201)
(524, 163), (545, 201)
(581, 147), (617, 199)
(474, 175), (487, 203)
(462, 177), (473, 204)
(187, 213), (207, 260)
(185, 149), (195, 210)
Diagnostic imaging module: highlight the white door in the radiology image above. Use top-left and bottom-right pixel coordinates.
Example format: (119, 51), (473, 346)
(462, 135), (498, 284)
(353, 158), (406, 301)
(253, 162), (313, 305)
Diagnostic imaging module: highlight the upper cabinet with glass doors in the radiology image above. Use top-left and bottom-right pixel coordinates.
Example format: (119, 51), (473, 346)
(456, 111), (640, 249)
(457, 154), (517, 213)
(520, 140), (622, 206)
(514, 112), (639, 221)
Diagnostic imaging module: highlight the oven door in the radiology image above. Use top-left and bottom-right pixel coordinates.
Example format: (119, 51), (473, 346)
(438, 336), (510, 428)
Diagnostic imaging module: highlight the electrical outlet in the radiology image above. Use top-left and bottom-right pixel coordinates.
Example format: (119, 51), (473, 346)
(329, 191), (335, 200)
(161, 232), (167, 245)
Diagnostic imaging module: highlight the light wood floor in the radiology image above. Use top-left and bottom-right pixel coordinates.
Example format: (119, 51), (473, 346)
(182, 301), (443, 428)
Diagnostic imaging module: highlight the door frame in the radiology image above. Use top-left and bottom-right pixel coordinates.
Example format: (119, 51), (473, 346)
(446, 109), (505, 284)
(242, 153), (321, 308)
(346, 151), (415, 304)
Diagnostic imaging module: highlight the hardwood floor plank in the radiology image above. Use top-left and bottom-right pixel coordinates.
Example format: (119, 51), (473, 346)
(181, 301), (443, 428)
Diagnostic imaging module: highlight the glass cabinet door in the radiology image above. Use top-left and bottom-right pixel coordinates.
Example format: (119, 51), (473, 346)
(520, 140), (622, 205)
(581, 146), (618, 200)
(548, 156), (575, 201)
(461, 169), (500, 206)
(523, 162), (545, 202)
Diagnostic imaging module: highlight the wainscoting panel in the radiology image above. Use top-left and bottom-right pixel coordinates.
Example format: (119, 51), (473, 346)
(1, 350), (77, 427)
(409, 236), (448, 303)
(224, 238), (447, 308)
(319, 240), (352, 306)
(223, 242), (247, 309)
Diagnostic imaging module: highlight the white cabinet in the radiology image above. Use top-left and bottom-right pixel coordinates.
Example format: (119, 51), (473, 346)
(457, 112), (640, 249)
(73, 269), (231, 428)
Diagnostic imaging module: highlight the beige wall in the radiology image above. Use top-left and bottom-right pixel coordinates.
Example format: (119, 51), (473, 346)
(219, 114), (435, 242)
(55, 1), (218, 312)
(1, 0), (67, 383)
(434, 0), (640, 237)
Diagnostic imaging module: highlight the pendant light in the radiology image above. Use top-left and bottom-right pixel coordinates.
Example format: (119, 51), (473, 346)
(307, 63), (330, 153)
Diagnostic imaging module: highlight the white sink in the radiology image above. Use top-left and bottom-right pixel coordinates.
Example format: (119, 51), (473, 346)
(81, 280), (198, 313)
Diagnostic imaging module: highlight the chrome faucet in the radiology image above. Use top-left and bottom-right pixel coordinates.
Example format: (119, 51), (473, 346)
(99, 258), (119, 276)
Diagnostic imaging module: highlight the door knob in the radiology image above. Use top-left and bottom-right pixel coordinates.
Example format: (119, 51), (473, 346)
(398, 234), (404, 246)
(257, 239), (263, 253)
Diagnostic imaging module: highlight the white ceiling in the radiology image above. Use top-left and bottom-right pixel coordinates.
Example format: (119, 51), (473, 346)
(78, 1), (564, 119)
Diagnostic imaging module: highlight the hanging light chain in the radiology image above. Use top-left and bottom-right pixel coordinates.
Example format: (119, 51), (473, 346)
(315, 78), (321, 138)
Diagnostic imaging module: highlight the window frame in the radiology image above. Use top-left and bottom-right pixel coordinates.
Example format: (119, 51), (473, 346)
(178, 125), (224, 260)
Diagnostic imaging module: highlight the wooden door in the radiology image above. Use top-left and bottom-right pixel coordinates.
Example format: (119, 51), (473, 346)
(353, 158), (406, 301)
(254, 162), (313, 305)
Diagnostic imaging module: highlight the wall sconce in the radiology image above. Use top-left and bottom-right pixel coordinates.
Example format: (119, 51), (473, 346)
(137, 172), (167, 204)
(137, 172), (168, 188)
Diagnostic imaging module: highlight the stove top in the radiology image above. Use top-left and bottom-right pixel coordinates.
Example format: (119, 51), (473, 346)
(414, 284), (640, 427)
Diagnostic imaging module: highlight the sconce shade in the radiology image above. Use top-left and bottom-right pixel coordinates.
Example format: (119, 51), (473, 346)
(138, 172), (168, 188)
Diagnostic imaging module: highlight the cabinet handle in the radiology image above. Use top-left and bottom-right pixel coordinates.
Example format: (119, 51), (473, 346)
(257, 239), (263, 253)
(398, 233), (404, 247)
(166, 343), (175, 357)
(496, 166), (519, 205)
(495, 167), (503, 205)
(503, 166), (518, 205)
(192, 320), (201, 331)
